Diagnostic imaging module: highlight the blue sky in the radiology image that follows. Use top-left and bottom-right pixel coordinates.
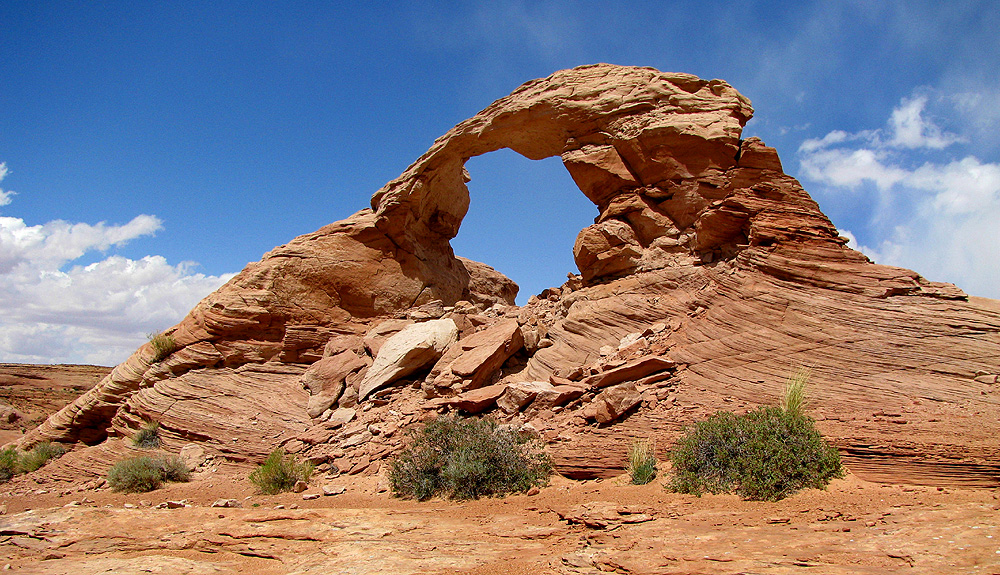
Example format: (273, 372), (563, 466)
(2, 1), (998, 365)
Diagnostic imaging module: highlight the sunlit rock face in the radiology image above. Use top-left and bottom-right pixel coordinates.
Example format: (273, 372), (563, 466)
(19, 64), (1000, 488)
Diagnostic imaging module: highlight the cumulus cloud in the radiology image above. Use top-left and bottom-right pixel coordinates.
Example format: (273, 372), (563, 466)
(0, 171), (235, 365)
(798, 92), (1000, 299)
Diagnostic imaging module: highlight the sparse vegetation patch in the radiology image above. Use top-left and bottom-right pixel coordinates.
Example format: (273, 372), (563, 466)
(783, 368), (810, 417)
(107, 455), (190, 493)
(0, 442), (67, 482)
(0, 447), (18, 483)
(626, 438), (657, 485)
(390, 416), (552, 501)
(132, 421), (162, 449)
(18, 441), (66, 473)
(249, 449), (314, 494)
(147, 331), (177, 363)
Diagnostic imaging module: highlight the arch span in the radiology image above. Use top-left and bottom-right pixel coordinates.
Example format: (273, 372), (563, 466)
(367, 63), (763, 303)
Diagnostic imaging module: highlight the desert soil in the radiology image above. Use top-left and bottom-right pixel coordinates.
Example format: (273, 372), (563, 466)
(2, 365), (999, 575)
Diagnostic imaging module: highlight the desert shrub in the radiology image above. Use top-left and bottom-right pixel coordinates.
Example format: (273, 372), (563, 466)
(0, 447), (17, 483)
(390, 416), (552, 501)
(668, 406), (843, 501)
(132, 421), (162, 449)
(107, 455), (191, 493)
(18, 442), (66, 473)
(147, 332), (176, 363)
(782, 368), (810, 417)
(626, 438), (657, 485)
(249, 449), (314, 494)
(159, 455), (191, 482)
(108, 456), (164, 492)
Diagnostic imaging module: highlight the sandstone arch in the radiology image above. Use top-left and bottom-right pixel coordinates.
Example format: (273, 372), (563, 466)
(18, 64), (1000, 487)
(369, 63), (755, 298)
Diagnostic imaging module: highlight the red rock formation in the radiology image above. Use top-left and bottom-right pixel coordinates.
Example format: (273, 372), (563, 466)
(17, 64), (1000, 487)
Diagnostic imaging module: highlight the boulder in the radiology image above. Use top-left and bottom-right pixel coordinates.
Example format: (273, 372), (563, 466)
(326, 407), (356, 426)
(358, 319), (459, 401)
(323, 334), (364, 357)
(573, 219), (643, 282)
(582, 382), (642, 424)
(497, 381), (556, 414)
(448, 384), (508, 414)
(531, 385), (587, 410)
(557, 502), (656, 529)
(302, 351), (369, 418)
(459, 257), (519, 307)
(363, 320), (414, 357)
(429, 319), (524, 392)
(0, 400), (23, 424)
(178, 443), (207, 471)
(581, 356), (676, 389)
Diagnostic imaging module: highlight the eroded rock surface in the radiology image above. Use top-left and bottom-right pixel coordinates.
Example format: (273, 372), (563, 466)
(14, 64), (1000, 488)
(2, 472), (998, 575)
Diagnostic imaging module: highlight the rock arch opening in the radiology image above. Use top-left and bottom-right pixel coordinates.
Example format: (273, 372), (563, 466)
(453, 149), (597, 305)
(368, 65), (758, 310)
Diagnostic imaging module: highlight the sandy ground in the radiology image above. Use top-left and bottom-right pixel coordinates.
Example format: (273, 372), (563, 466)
(2, 364), (999, 574)
(3, 463), (999, 574)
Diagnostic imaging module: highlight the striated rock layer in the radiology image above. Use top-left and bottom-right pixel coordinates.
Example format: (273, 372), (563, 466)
(16, 64), (1000, 487)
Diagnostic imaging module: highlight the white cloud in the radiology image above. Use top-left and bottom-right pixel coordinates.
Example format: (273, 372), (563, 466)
(798, 130), (849, 153)
(0, 172), (235, 365)
(0, 214), (164, 273)
(887, 96), (963, 149)
(799, 146), (909, 191)
(0, 163), (14, 207)
(798, 92), (1000, 299)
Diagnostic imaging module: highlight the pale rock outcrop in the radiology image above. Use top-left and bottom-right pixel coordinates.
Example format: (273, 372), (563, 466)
(358, 319), (459, 401)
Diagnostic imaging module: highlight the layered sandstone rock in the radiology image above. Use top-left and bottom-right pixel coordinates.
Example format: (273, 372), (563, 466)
(16, 64), (1000, 487)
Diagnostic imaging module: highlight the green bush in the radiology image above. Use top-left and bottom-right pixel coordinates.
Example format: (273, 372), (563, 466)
(18, 442), (66, 473)
(0, 447), (17, 483)
(626, 438), (657, 485)
(249, 449), (314, 494)
(132, 421), (162, 449)
(668, 406), (843, 501)
(147, 332), (176, 363)
(390, 416), (552, 501)
(107, 455), (190, 493)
